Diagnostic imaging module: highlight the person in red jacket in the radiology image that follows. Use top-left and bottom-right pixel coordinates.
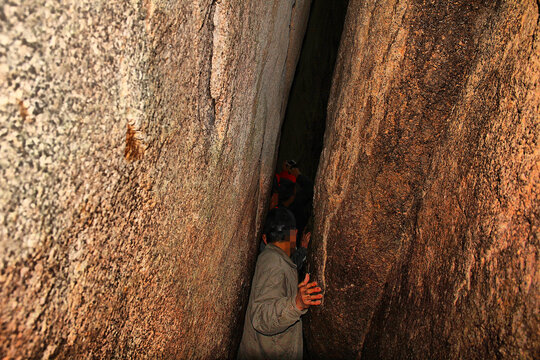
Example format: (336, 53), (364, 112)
(276, 159), (298, 183)
(270, 160), (298, 209)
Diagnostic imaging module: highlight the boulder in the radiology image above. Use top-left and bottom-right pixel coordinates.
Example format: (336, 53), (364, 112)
(0, 0), (310, 358)
(306, 0), (539, 358)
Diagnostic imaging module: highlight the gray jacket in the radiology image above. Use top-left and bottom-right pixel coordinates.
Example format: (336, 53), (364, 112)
(238, 244), (307, 360)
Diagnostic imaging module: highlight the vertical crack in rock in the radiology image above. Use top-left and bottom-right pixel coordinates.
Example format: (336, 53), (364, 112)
(200, 0), (218, 129)
(280, 0), (299, 113)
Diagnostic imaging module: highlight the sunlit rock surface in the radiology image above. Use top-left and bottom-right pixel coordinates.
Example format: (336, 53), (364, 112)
(0, 0), (310, 358)
(306, 0), (539, 358)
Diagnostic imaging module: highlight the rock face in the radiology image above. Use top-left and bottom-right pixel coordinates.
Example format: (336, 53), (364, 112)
(306, 0), (539, 359)
(0, 0), (310, 358)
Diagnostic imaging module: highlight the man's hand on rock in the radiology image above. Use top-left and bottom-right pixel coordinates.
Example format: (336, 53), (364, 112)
(301, 231), (311, 248)
(296, 273), (323, 311)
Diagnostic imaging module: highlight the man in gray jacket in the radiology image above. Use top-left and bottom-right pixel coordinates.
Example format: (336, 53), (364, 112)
(238, 207), (323, 360)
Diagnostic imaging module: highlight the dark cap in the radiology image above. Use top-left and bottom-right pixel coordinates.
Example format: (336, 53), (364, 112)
(263, 207), (296, 243)
(286, 159), (298, 168)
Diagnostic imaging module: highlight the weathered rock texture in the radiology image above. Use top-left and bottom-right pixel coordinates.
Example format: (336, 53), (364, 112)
(0, 0), (310, 358)
(306, 0), (539, 358)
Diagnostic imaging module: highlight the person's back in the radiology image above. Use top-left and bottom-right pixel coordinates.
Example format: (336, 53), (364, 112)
(238, 208), (323, 360)
(238, 244), (304, 359)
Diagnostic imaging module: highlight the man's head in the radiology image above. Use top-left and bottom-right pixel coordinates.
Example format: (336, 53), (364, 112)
(263, 207), (296, 244)
(282, 159), (297, 173)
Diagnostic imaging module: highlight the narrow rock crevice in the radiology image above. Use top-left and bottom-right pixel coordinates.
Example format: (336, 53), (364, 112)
(0, 0), (537, 359)
(276, 0), (350, 180)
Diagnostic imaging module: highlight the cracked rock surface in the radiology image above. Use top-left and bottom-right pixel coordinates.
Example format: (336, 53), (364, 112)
(306, 0), (539, 358)
(0, 0), (310, 358)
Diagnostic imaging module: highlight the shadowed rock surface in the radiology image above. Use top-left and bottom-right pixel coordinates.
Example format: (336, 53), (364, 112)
(306, 0), (538, 358)
(276, 0), (349, 180)
(0, 0), (310, 358)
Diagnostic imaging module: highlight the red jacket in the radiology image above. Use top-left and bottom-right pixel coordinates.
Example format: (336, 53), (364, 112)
(276, 171), (296, 184)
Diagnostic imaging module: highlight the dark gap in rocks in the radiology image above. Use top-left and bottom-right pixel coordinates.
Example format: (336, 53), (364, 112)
(236, 3), (350, 358)
(276, 0), (350, 180)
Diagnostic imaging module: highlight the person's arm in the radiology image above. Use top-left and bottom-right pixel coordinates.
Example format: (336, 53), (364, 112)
(250, 265), (306, 335)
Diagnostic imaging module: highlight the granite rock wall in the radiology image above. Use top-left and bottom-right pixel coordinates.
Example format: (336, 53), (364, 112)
(0, 0), (310, 358)
(306, 0), (539, 358)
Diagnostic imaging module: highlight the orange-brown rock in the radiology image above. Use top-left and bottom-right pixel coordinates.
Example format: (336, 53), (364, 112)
(0, 0), (310, 358)
(306, 0), (539, 358)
